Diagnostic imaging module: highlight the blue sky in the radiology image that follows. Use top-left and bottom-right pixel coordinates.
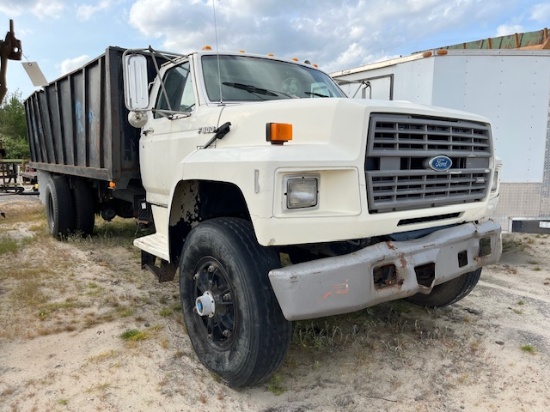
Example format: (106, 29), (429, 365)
(1, 0), (549, 100)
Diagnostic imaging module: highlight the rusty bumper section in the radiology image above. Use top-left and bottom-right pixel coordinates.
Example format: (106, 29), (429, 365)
(269, 220), (502, 321)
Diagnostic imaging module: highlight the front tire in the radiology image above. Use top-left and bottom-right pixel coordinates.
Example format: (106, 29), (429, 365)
(179, 218), (291, 387)
(407, 268), (482, 308)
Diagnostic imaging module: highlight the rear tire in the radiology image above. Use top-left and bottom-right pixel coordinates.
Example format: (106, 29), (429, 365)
(44, 175), (75, 238)
(179, 217), (292, 387)
(407, 268), (482, 308)
(72, 179), (95, 236)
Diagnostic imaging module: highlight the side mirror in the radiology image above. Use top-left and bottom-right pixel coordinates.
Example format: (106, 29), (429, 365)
(123, 53), (149, 110)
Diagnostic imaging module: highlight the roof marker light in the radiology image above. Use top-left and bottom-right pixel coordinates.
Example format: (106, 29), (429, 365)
(202, 45), (212, 50)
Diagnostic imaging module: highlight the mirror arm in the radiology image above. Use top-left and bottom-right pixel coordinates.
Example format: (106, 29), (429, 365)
(147, 46), (173, 112)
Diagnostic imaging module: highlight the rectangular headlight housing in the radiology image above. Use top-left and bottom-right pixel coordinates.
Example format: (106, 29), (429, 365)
(285, 176), (319, 209)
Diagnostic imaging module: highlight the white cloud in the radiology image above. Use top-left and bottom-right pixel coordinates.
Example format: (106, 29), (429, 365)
(129, 0), (214, 47)
(125, 0), (538, 72)
(77, 0), (113, 21)
(0, 0), (32, 16)
(0, 0), (63, 19)
(330, 43), (366, 72)
(530, 3), (550, 22)
(495, 24), (524, 37)
(32, 1), (63, 19)
(58, 55), (91, 75)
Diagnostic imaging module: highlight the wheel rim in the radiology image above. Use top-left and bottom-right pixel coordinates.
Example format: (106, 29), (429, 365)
(192, 257), (237, 350)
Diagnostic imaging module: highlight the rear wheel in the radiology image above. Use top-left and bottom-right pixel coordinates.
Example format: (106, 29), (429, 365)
(179, 217), (292, 387)
(44, 175), (74, 238)
(407, 268), (482, 308)
(72, 179), (95, 236)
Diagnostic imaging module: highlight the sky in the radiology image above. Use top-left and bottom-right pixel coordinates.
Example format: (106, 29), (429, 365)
(1, 0), (549, 100)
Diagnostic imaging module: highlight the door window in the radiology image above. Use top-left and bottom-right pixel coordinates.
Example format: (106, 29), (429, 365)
(155, 62), (195, 118)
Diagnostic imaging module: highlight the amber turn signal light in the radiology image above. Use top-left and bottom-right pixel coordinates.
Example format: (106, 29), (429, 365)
(266, 123), (292, 145)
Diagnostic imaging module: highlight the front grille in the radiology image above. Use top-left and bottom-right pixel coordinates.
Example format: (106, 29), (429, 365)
(366, 114), (492, 213)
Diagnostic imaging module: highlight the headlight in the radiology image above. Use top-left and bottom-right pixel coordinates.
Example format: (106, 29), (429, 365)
(285, 176), (319, 209)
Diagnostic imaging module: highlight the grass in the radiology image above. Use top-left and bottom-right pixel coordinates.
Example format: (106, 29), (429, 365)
(112, 306), (135, 318)
(86, 350), (119, 364)
(0, 235), (19, 255)
(520, 344), (536, 354)
(85, 282), (104, 297)
(120, 329), (149, 341)
(290, 302), (453, 357)
(292, 319), (347, 350)
(512, 301), (524, 315)
(10, 279), (48, 307)
(502, 237), (526, 253)
(37, 299), (87, 320)
(67, 216), (152, 249)
(266, 374), (285, 395)
(0, 203), (162, 341)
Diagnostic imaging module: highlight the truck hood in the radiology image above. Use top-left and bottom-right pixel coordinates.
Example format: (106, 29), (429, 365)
(214, 97), (491, 150)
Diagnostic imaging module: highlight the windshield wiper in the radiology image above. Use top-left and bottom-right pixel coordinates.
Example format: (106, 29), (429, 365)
(222, 82), (292, 98)
(304, 91), (329, 98)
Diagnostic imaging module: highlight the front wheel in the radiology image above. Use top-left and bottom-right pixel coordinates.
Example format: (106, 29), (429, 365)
(179, 218), (292, 387)
(407, 268), (482, 308)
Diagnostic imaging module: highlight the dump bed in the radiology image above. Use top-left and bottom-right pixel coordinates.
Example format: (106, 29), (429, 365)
(25, 47), (144, 186)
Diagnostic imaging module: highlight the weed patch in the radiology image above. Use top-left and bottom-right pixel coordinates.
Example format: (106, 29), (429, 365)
(266, 374), (285, 395)
(120, 329), (149, 341)
(0, 235), (19, 255)
(520, 344), (536, 354)
(10, 279), (48, 307)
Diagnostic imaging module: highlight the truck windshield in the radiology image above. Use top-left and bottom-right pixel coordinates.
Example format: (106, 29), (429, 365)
(202, 55), (345, 102)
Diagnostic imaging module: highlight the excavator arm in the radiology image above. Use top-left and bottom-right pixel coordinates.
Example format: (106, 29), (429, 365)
(0, 19), (22, 104)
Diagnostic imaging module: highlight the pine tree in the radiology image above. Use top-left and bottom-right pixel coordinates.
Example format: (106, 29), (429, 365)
(0, 91), (29, 159)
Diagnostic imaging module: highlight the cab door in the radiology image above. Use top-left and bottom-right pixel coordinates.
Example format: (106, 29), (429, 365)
(139, 60), (212, 207)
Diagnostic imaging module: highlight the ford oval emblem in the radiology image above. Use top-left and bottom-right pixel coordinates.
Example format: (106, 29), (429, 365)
(428, 155), (452, 172)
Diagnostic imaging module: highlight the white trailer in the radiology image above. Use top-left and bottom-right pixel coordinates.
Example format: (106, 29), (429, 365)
(332, 46), (550, 232)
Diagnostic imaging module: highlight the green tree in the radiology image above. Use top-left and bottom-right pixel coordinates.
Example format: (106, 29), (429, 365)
(0, 90), (29, 159)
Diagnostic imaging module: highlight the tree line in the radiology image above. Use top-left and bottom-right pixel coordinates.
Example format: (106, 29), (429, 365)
(0, 91), (29, 159)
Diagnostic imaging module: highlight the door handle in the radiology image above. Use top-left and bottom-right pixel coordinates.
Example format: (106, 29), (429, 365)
(143, 128), (154, 136)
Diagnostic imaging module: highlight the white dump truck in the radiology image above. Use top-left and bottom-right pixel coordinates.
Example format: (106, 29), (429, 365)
(24, 46), (502, 386)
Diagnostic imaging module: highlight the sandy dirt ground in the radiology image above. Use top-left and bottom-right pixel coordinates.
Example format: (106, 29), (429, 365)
(1, 193), (550, 412)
